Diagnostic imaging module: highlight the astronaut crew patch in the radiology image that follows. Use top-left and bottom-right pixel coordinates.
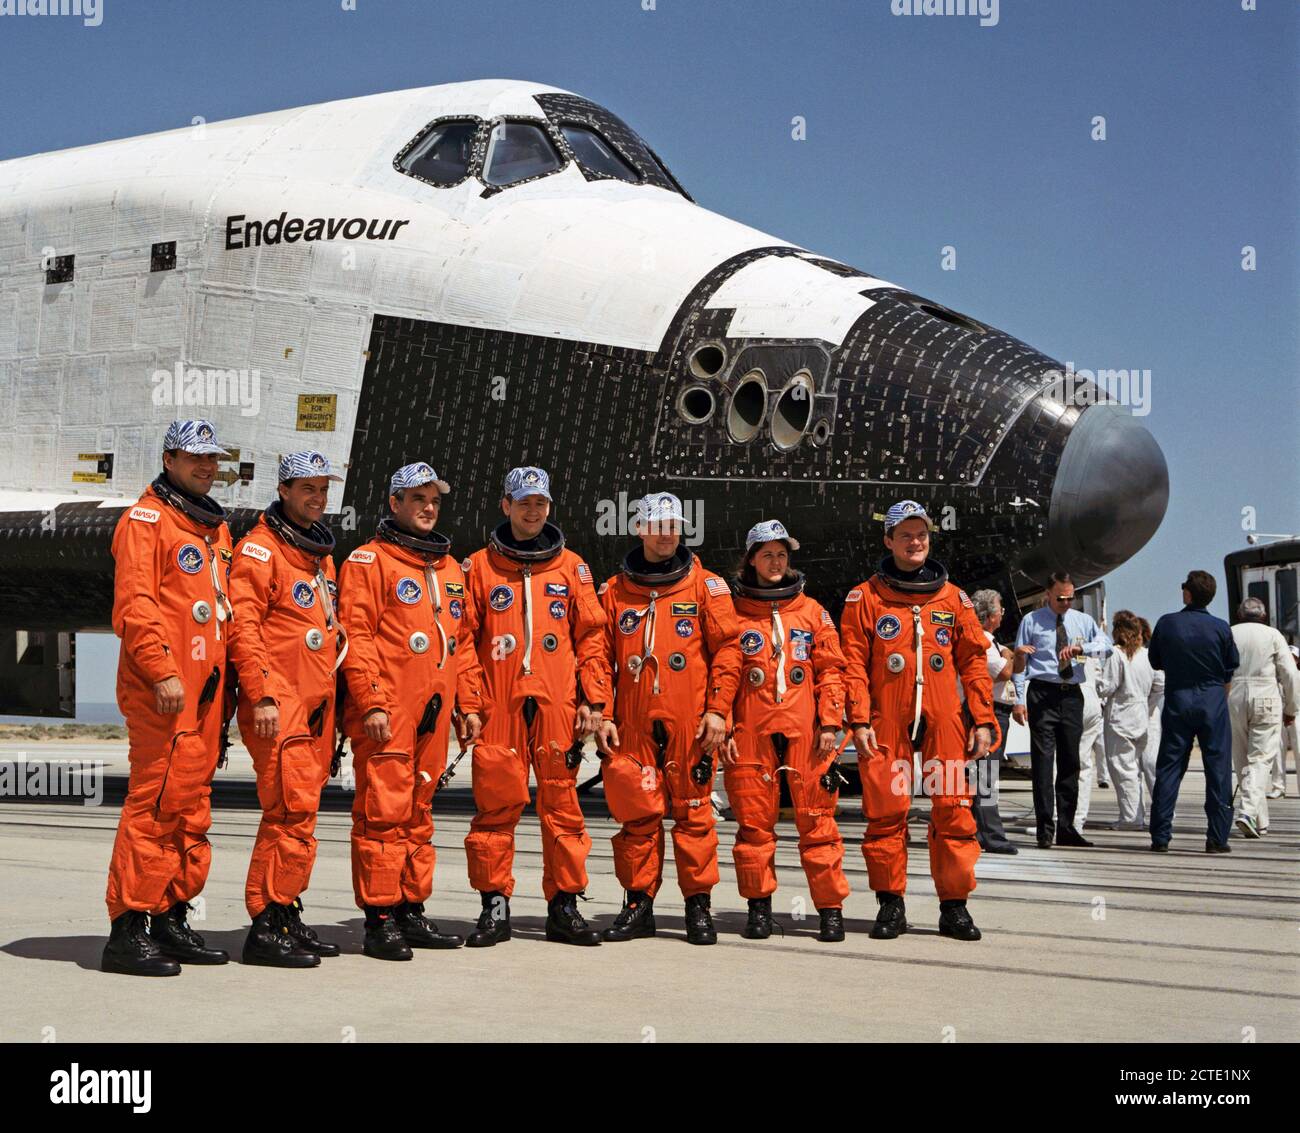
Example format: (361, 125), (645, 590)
(875, 614), (902, 640)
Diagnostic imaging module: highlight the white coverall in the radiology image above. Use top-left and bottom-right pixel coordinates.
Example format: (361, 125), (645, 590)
(1229, 622), (1299, 833)
(1097, 646), (1164, 829)
(1075, 655), (1106, 831)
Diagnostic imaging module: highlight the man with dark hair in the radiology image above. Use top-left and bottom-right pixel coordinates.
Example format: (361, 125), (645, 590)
(1148, 571), (1239, 852)
(1012, 571), (1111, 848)
(103, 419), (235, 976)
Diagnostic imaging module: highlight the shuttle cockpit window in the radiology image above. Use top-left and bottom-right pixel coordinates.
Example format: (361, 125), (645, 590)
(397, 118), (479, 186)
(559, 124), (639, 184)
(482, 120), (564, 187)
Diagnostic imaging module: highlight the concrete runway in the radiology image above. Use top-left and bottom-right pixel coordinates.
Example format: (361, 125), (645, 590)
(1, 749), (1296, 1043)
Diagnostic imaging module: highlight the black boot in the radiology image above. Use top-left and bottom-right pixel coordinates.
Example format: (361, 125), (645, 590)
(684, 893), (717, 946)
(817, 907), (846, 943)
(284, 897), (340, 958)
(545, 892), (601, 946)
(149, 901), (229, 964)
(395, 901), (464, 949)
(101, 910), (180, 977)
(242, 904), (320, 968)
(870, 892), (908, 940)
(601, 890), (656, 942)
(465, 891), (511, 948)
(742, 897), (773, 940)
(1205, 840), (1231, 854)
(938, 899), (982, 941)
(363, 905), (413, 961)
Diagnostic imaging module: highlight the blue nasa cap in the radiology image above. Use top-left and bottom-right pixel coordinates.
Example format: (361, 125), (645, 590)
(278, 450), (344, 483)
(503, 466), (552, 501)
(163, 419), (230, 456)
(389, 462), (451, 495)
(745, 519), (800, 552)
(636, 492), (686, 527)
(883, 499), (931, 532)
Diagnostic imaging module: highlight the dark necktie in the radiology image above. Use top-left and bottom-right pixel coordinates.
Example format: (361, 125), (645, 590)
(1056, 613), (1072, 680)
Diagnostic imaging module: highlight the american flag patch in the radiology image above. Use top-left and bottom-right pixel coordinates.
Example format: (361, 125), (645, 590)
(705, 576), (729, 597)
(576, 563), (591, 583)
(821, 609), (834, 625)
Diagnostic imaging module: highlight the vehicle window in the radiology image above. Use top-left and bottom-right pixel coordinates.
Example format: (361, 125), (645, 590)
(399, 119), (479, 185)
(559, 124), (639, 183)
(483, 121), (563, 187)
(1278, 567), (1298, 640)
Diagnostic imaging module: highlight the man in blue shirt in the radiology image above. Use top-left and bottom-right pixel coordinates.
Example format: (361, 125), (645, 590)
(1013, 572), (1111, 848)
(1148, 570), (1239, 853)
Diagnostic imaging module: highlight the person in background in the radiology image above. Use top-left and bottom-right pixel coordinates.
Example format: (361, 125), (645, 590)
(1139, 616), (1161, 805)
(1148, 571), (1239, 853)
(1097, 610), (1164, 830)
(969, 589), (1018, 854)
(1075, 649), (1106, 832)
(1012, 572), (1111, 849)
(1228, 598), (1299, 838)
(1270, 644), (1299, 799)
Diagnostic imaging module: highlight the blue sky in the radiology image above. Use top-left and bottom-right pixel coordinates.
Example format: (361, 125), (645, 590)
(1, 0), (1294, 705)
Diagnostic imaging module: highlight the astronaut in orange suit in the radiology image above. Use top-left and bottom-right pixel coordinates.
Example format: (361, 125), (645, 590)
(724, 520), (850, 944)
(227, 450), (348, 969)
(337, 462), (484, 961)
(459, 466), (609, 948)
(594, 492), (741, 946)
(840, 500), (997, 942)
(102, 419), (236, 977)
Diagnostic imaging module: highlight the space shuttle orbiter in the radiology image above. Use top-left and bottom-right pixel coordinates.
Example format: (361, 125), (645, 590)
(0, 79), (1166, 714)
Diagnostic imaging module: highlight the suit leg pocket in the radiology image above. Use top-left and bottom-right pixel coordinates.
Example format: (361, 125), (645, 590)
(470, 744), (531, 813)
(602, 753), (665, 824)
(280, 734), (326, 815)
(362, 750), (415, 826)
(156, 730), (212, 814)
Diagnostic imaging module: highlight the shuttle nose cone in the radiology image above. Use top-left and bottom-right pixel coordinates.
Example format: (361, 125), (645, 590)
(1033, 404), (1168, 584)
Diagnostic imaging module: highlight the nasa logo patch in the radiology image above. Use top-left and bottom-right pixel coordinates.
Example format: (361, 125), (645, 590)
(935, 626), (951, 646)
(549, 600), (566, 620)
(448, 598), (463, 620)
(347, 549), (376, 565)
(618, 609), (641, 635)
(460, 557), (472, 574)
(176, 544), (203, 574)
(242, 542), (272, 562)
(740, 630), (765, 656)
(876, 614), (902, 640)
(597, 581), (609, 596)
(292, 581), (315, 609)
(396, 577), (423, 604)
(489, 585), (514, 612)
(844, 589), (862, 604)
(675, 618), (694, 638)
(128, 506), (160, 524)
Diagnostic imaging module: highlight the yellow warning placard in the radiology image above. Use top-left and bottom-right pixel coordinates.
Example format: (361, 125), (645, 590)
(73, 452), (113, 483)
(296, 394), (337, 432)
